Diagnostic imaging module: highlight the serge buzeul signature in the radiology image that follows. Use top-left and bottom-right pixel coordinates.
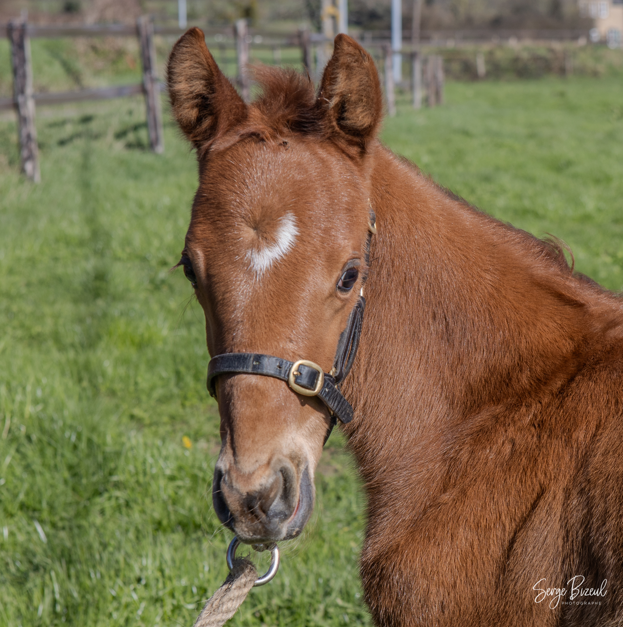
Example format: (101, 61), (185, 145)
(533, 576), (608, 609)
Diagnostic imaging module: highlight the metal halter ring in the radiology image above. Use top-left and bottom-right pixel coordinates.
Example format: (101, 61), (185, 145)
(226, 536), (280, 587)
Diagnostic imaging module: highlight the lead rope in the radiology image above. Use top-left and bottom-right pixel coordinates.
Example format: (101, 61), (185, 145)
(192, 558), (257, 627)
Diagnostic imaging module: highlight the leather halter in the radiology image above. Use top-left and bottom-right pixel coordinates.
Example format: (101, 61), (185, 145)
(207, 211), (376, 440)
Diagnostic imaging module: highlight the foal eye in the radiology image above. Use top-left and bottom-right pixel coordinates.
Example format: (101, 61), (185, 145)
(180, 256), (197, 288)
(337, 267), (359, 293)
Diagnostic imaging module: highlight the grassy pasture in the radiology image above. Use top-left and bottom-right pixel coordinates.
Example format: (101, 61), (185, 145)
(0, 75), (622, 627)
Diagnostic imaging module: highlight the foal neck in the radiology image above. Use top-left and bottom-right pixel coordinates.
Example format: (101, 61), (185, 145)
(342, 144), (600, 488)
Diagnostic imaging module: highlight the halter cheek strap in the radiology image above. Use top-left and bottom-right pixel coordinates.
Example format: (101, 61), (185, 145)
(206, 211), (376, 435)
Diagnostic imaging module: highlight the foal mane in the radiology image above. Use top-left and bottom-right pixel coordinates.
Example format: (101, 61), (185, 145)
(394, 152), (582, 285)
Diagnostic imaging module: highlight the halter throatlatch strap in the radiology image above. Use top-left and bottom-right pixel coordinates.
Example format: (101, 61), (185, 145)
(207, 353), (355, 424)
(206, 209), (376, 433)
(332, 297), (365, 384)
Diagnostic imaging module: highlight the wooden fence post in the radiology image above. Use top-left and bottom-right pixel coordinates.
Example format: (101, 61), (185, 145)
(137, 16), (164, 154)
(383, 44), (396, 117)
(299, 27), (313, 76)
(318, 0), (336, 79)
(315, 44), (327, 82)
(476, 51), (486, 79)
(234, 19), (250, 102)
(425, 55), (436, 107)
(435, 55), (444, 105)
(8, 19), (40, 182)
(411, 50), (422, 109)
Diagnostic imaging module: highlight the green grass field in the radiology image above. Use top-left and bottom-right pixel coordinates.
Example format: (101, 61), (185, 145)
(1, 75), (622, 627)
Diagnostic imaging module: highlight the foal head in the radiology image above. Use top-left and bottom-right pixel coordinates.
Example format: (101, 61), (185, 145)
(168, 30), (383, 543)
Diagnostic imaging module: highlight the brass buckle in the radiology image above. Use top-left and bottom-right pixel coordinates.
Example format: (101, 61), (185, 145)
(288, 360), (324, 397)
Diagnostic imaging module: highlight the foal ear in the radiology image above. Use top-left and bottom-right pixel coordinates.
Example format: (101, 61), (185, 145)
(318, 34), (383, 149)
(167, 28), (247, 149)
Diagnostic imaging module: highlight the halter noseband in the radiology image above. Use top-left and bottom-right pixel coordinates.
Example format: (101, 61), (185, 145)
(207, 211), (376, 437)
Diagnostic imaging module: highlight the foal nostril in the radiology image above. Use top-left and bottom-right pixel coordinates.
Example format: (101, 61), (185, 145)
(263, 464), (297, 522)
(257, 472), (283, 517)
(241, 464), (297, 525)
(212, 468), (233, 528)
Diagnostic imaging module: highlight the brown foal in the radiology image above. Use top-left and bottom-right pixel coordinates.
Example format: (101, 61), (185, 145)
(167, 29), (623, 626)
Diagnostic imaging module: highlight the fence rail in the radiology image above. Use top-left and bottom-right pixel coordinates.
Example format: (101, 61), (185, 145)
(0, 83), (148, 111)
(360, 28), (589, 44)
(0, 23), (225, 38)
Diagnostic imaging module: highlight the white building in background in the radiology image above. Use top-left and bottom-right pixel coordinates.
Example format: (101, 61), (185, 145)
(579, 0), (623, 46)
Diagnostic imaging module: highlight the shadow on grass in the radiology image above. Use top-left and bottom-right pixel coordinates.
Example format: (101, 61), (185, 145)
(57, 130), (102, 147)
(114, 121), (149, 150)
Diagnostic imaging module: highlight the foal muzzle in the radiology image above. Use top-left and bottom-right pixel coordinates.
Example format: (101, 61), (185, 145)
(213, 462), (314, 542)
